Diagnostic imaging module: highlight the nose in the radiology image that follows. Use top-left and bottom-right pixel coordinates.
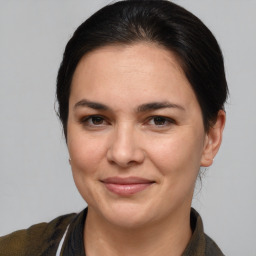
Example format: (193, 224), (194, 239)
(107, 125), (145, 168)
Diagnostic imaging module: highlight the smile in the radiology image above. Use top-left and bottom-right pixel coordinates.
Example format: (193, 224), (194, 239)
(101, 177), (155, 196)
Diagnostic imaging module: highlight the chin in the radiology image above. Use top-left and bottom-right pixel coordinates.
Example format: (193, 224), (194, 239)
(95, 200), (155, 229)
(107, 212), (152, 229)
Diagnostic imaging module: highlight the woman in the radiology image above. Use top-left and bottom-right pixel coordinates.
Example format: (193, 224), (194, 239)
(0, 0), (227, 255)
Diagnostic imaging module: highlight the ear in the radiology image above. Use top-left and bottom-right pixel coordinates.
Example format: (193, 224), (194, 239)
(200, 110), (226, 167)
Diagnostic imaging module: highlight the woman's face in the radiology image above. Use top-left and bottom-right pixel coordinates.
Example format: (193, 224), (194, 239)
(67, 43), (211, 228)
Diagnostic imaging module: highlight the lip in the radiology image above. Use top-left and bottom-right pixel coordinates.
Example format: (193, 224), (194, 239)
(101, 176), (155, 196)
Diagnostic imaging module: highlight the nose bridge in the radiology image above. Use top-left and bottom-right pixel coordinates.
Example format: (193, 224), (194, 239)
(107, 121), (144, 167)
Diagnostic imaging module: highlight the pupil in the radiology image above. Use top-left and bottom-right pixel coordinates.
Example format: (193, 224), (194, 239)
(92, 117), (103, 125)
(154, 117), (165, 125)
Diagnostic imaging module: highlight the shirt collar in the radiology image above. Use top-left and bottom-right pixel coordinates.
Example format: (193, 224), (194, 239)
(61, 208), (207, 256)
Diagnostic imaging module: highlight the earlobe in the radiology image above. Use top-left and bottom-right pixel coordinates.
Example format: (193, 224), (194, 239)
(200, 110), (226, 167)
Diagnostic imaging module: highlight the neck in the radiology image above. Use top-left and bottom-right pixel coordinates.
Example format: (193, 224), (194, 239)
(84, 207), (192, 256)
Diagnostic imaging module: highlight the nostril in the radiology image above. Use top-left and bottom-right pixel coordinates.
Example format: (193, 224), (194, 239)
(106, 130), (145, 167)
(107, 147), (145, 168)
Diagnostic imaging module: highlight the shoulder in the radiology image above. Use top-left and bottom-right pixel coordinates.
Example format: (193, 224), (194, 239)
(0, 212), (76, 256)
(183, 208), (225, 256)
(204, 234), (225, 256)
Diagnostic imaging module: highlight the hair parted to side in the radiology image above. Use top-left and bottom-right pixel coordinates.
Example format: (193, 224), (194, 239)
(56, 0), (228, 139)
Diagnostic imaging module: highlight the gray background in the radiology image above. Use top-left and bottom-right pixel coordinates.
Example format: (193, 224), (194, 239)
(0, 1), (255, 255)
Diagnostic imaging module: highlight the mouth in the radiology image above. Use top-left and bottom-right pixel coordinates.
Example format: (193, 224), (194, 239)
(101, 176), (155, 196)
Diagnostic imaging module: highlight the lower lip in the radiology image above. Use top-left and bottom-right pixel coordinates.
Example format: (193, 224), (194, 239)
(104, 183), (153, 196)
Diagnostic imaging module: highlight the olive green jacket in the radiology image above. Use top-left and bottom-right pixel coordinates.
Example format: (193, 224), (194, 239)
(0, 208), (224, 256)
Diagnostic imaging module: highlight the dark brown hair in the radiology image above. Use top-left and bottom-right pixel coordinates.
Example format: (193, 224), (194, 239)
(56, 0), (228, 138)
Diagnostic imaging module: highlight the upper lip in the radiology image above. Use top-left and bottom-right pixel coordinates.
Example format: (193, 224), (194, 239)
(101, 176), (155, 184)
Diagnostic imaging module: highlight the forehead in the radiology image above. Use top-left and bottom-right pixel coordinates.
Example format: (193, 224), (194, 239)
(70, 43), (197, 109)
(74, 43), (184, 79)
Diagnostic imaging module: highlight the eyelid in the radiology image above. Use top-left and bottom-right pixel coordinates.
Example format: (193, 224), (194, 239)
(78, 114), (175, 129)
(145, 115), (176, 126)
(80, 115), (110, 126)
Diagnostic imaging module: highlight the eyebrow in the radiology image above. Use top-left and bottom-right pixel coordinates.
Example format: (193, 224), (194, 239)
(73, 99), (109, 111)
(73, 99), (185, 112)
(137, 102), (185, 112)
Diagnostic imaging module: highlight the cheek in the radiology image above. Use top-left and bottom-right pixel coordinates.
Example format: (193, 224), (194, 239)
(67, 131), (108, 204)
(68, 130), (107, 175)
(147, 131), (204, 177)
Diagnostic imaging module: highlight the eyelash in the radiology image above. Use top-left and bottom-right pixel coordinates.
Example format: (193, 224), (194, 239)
(146, 116), (176, 127)
(80, 115), (108, 127)
(79, 115), (176, 129)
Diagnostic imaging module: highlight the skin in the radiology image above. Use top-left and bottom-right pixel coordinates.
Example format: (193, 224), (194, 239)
(67, 43), (225, 256)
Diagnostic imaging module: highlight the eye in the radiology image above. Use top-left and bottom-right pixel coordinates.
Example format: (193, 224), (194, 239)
(147, 116), (175, 127)
(80, 115), (108, 127)
(90, 116), (105, 125)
